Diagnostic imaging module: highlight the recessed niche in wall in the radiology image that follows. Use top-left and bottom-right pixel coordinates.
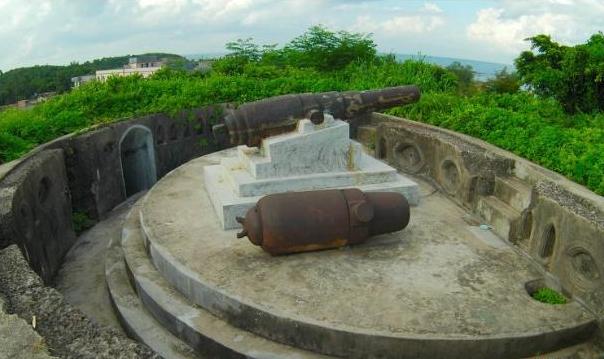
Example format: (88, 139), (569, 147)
(394, 142), (423, 173)
(169, 123), (178, 141)
(120, 126), (157, 197)
(440, 159), (461, 194)
(539, 224), (556, 259)
(522, 211), (533, 240)
(566, 246), (600, 289)
(378, 137), (387, 159)
(38, 177), (51, 204)
(156, 125), (165, 145)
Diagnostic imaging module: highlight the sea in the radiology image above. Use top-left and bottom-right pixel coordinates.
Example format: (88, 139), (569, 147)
(394, 54), (513, 81)
(185, 53), (513, 81)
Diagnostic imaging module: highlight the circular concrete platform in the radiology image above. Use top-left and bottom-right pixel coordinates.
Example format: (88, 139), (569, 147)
(137, 150), (595, 358)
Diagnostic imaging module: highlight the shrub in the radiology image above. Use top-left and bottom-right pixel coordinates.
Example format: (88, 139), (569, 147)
(531, 287), (567, 305)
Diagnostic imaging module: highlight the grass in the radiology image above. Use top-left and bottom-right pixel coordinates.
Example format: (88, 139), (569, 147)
(531, 287), (568, 305)
(0, 58), (603, 196)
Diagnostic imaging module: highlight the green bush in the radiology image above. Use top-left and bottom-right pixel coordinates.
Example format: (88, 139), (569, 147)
(389, 92), (604, 195)
(531, 287), (567, 305)
(1, 27), (603, 197)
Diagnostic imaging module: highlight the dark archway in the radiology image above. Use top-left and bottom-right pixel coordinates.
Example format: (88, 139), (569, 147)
(120, 125), (157, 197)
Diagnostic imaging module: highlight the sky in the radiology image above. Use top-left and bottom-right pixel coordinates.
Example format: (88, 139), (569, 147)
(1, 0), (603, 72)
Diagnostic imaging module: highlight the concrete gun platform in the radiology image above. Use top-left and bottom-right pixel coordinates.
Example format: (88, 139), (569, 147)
(108, 149), (597, 358)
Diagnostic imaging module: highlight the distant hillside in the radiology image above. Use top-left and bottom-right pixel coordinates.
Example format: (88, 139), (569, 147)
(0, 53), (186, 106)
(395, 54), (512, 81)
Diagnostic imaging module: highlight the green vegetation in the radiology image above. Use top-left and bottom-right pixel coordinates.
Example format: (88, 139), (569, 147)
(0, 53), (188, 105)
(0, 27), (603, 196)
(516, 33), (604, 113)
(531, 287), (567, 305)
(72, 211), (95, 235)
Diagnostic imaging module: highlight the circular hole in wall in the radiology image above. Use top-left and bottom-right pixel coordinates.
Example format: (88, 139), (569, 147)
(440, 159), (461, 194)
(169, 123), (178, 141)
(378, 137), (387, 159)
(539, 224), (556, 259)
(567, 246), (600, 286)
(394, 142), (423, 173)
(38, 177), (52, 204)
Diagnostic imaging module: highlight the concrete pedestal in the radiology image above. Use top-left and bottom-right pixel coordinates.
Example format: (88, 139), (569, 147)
(204, 115), (420, 229)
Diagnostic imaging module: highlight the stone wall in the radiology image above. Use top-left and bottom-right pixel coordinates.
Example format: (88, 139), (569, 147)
(361, 112), (604, 344)
(0, 105), (224, 283)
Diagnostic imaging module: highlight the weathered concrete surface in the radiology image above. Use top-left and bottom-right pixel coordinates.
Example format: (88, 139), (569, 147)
(0, 149), (76, 283)
(139, 150), (596, 358)
(105, 237), (200, 359)
(0, 245), (158, 359)
(364, 113), (604, 349)
(119, 200), (331, 358)
(0, 294), (56, 359)
(55, 194), (146, 332)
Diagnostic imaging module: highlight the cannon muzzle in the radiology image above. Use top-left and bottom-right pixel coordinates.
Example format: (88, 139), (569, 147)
(214, 85), (420, 147)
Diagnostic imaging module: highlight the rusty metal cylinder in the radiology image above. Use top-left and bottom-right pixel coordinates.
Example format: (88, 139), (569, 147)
(236, 189), (410, 255)
(220, 85), (420, 147)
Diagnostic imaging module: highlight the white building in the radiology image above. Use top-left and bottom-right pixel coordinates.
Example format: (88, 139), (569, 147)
(95, 56), (166, 82)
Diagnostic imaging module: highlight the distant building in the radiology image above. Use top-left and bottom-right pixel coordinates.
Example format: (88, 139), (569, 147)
(95, 56), (166, 82)
(8, 92), (57, 109)
(71, 75), (96, 88)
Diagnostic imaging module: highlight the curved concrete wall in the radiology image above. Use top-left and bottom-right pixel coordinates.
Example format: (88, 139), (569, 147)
(0, 105), (224, 283)
(0, 105), (602, 347)
(359, 113), (604, 342)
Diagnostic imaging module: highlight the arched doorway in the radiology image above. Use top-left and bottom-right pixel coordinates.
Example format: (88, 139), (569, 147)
(119, 125), (157, 197)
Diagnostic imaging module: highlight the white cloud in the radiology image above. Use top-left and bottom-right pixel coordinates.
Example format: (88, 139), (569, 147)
(467, 1), (604, 57)
(422, 2), (442, 13)
(351, 2), (445, 36)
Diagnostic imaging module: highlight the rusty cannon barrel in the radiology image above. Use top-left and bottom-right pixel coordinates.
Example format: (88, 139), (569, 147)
(215, 85), (420, 147)
(236, 188), (410, 255)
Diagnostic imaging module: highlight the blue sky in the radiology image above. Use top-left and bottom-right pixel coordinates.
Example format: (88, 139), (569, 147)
(1, 0), (602, 72)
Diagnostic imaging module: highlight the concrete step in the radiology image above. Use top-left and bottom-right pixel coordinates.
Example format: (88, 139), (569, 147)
(104, 235), (200, 359)
(494, 176), (532, 212)
(476, 195), (522, 241)
(121, 204), (330, 359)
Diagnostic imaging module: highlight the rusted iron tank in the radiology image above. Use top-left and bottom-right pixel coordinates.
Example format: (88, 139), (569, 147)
(236, 189), (410, 255)
(215, 85), (420, 147)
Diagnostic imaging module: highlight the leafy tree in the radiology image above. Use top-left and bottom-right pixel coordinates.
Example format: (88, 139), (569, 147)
(515, 33), (604, 113)
(225, 38), (262, 61)
(280, 25), (377, 71)
(446, 61), (474, 93)
(485, 67), (520, 94)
